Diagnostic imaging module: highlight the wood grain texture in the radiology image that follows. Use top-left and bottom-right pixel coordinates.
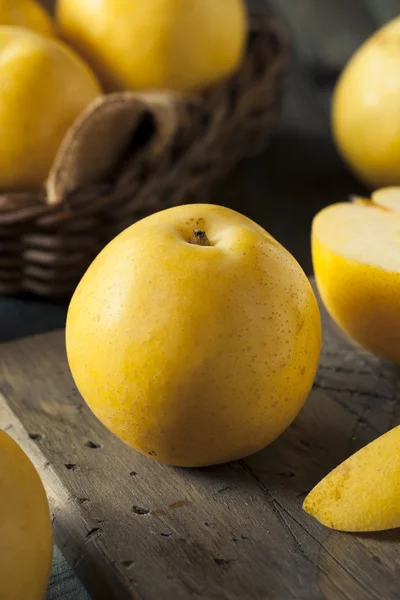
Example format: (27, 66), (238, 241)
(1, 285), (400, 600)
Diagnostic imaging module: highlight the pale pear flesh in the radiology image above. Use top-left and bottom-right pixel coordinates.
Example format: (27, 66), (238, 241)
(314, 196), (400, 274)
(372, 186), (400, 212)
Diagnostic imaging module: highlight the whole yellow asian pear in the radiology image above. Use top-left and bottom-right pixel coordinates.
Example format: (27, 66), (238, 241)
(333, 16), (400, 188)
(57, 0), (247, 92)
(0, 26), (101, 190)
(67, 204), (321, 467)
(0, 0), (54, 37)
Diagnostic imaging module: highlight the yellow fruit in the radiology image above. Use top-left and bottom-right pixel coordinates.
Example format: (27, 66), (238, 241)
(0, 26), (101, 191)
(0, 431), (52, 599)
(371, 186), (400, 211)
(57, 0), (247, 92)
(312, 189), (400, 363)
(303, 425), (400, 532)
(0, 0), (54, 37)
(332, 16), (400, 188)
(66, 204), (321, 467)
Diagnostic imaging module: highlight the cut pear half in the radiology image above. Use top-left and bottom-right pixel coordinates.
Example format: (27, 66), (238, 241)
(314, 198), (400, 273)
(312, 190), (400, 363)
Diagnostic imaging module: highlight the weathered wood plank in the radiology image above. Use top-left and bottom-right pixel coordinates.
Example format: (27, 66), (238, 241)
(1, 286), (399, 600)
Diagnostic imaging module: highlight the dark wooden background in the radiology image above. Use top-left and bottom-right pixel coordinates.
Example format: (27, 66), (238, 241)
(0, 0), (399, 339)
(220, 0), (399, 275)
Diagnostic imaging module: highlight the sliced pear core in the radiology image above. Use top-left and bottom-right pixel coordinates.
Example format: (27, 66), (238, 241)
(372, 186), (400, 212)
(350, 195), (370, 206)
(313, 201), (400, 273)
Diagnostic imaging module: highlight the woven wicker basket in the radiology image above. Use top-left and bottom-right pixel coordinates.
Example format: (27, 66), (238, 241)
(0, 14), (288, 299)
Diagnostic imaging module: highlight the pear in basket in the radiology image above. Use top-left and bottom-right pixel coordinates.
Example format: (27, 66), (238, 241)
(0, 0), (54, 37)
(57, 0), (247, 92)
(0, 26), (101, 191)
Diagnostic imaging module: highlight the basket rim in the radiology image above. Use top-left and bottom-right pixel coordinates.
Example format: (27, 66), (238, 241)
(0, 8), (290, 304)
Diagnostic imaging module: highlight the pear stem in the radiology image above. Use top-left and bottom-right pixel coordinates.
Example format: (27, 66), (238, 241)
(189, 229), (211, 246)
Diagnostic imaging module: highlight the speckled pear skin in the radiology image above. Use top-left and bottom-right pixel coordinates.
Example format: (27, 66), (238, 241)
(0, 431), (52, 599)
(303, 425), (400, 532)
(66, 203), (321, 467)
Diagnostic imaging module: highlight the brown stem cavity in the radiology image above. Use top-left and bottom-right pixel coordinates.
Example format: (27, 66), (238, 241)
(189, 229), (212, 247)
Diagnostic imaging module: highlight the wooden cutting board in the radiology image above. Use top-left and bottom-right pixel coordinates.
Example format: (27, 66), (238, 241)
(1, 287), (400, 600)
